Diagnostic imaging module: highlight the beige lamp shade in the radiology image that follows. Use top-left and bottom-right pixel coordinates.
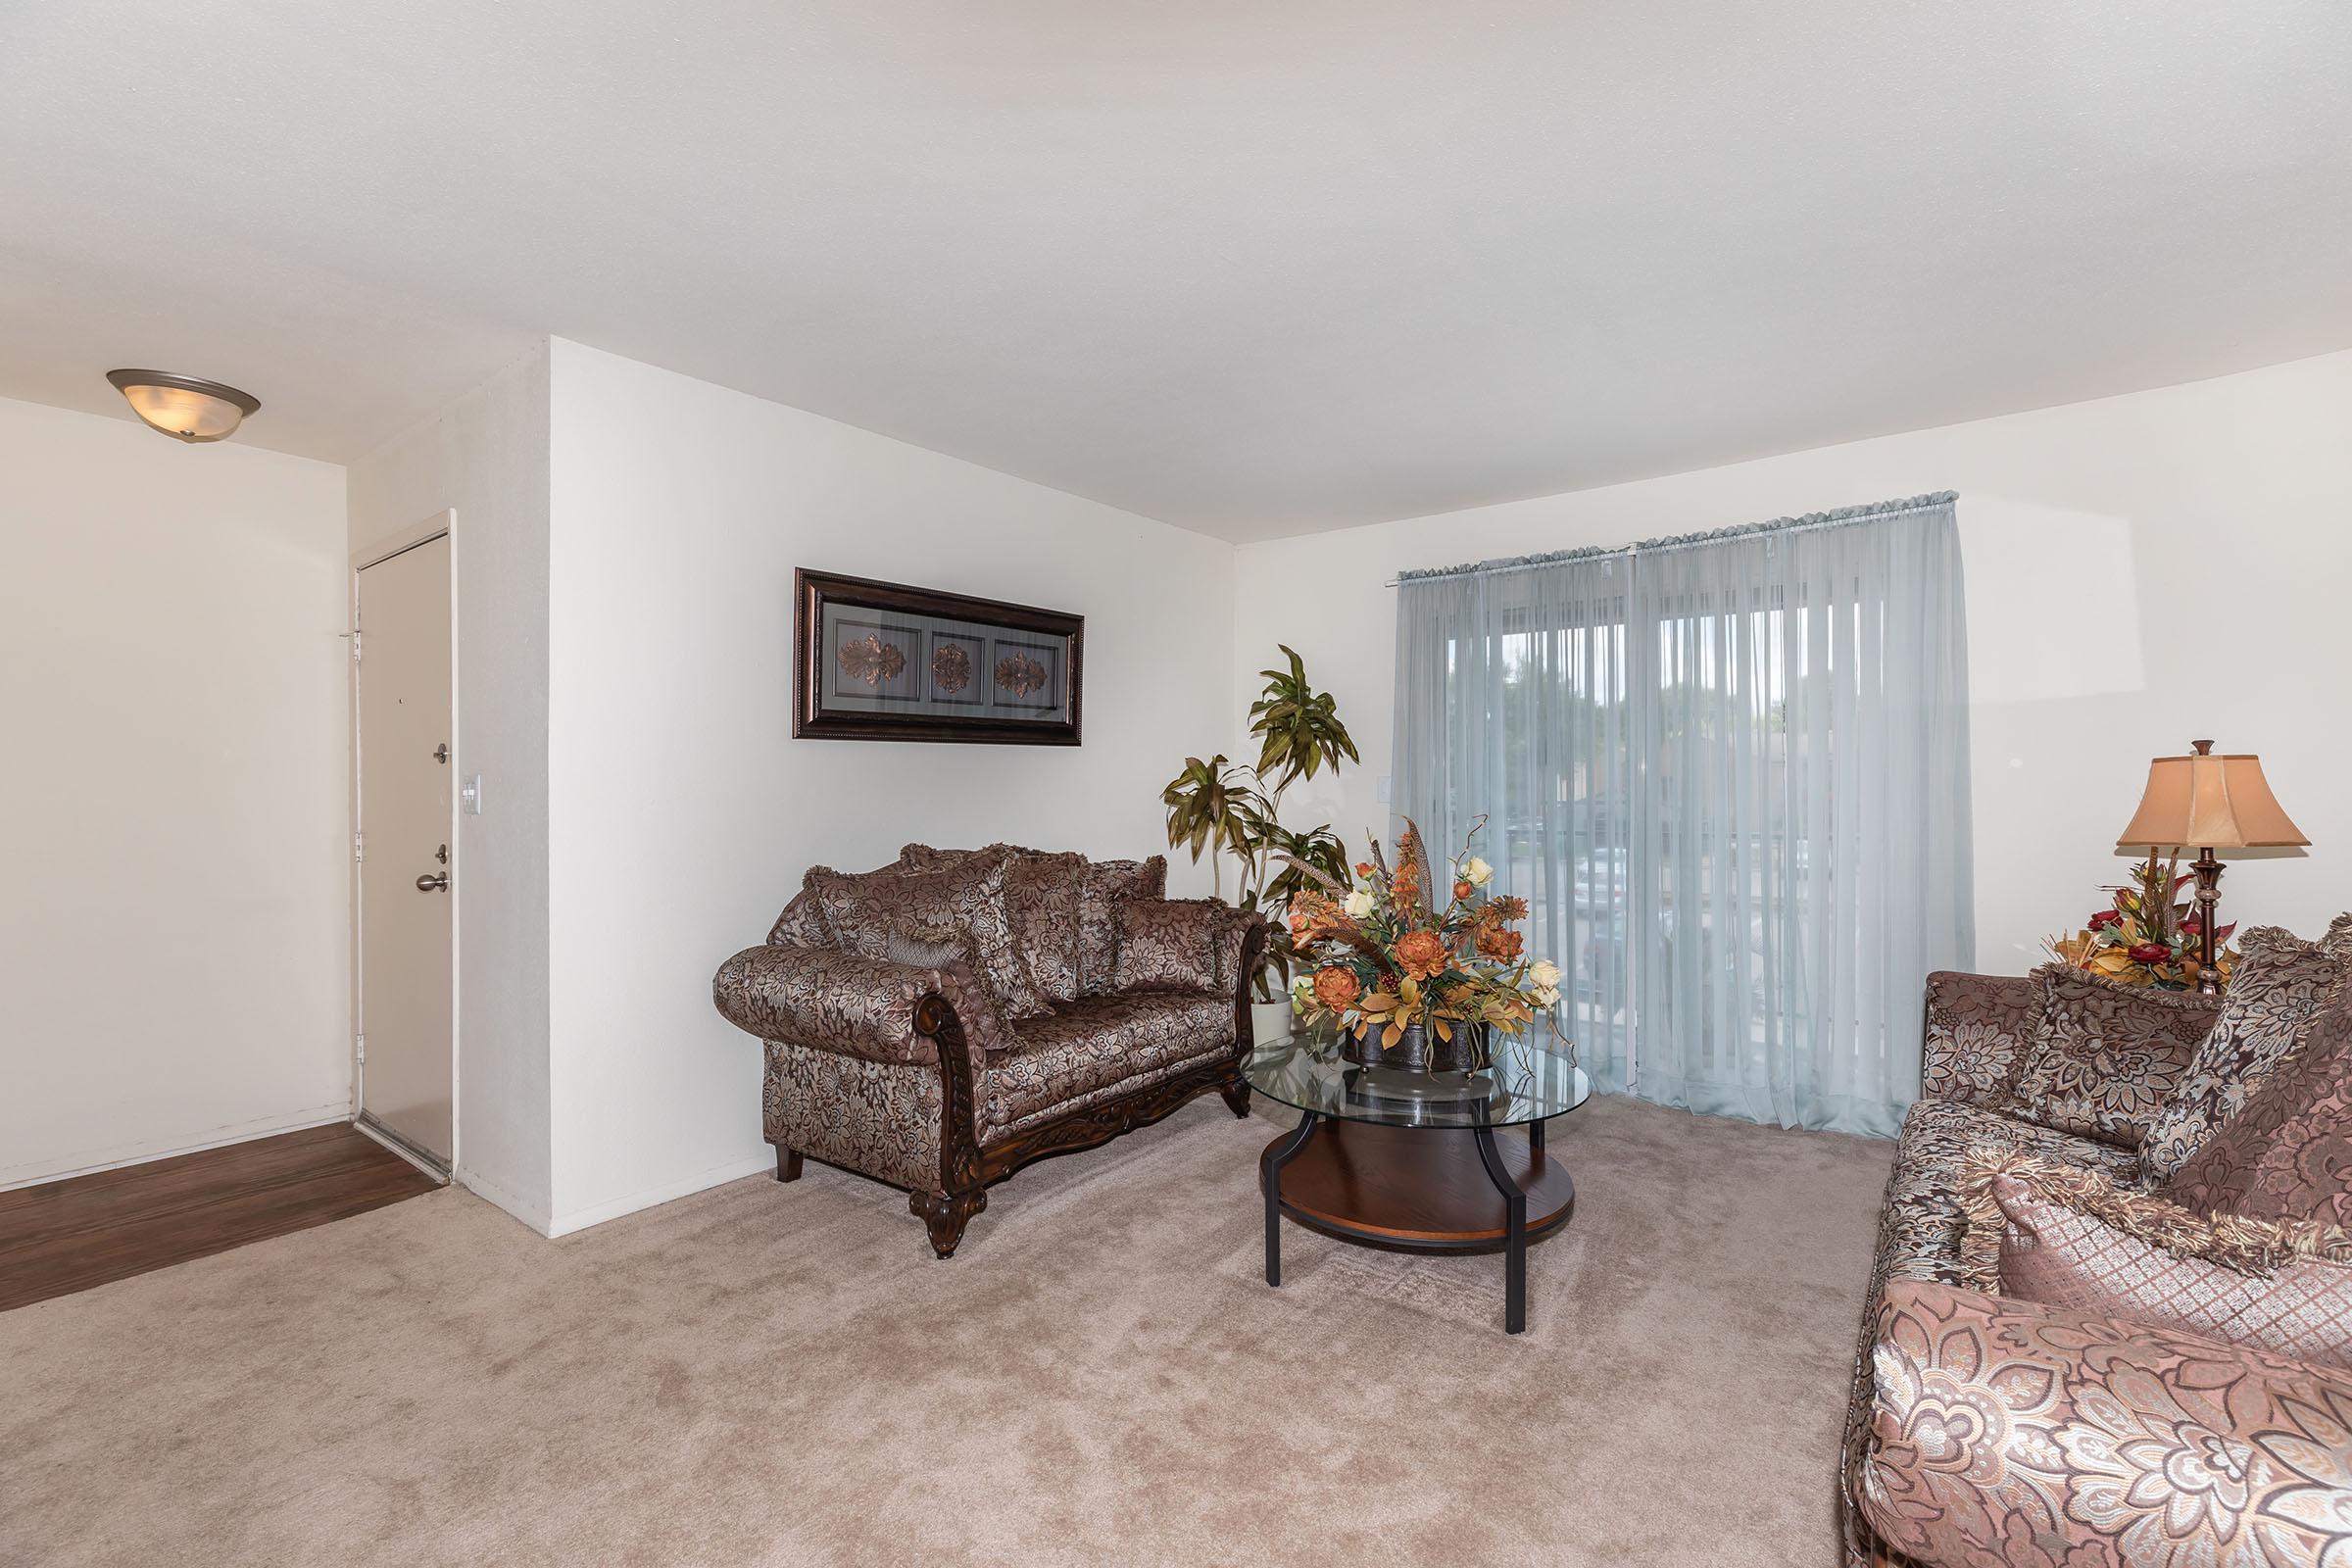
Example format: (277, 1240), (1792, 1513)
(2117, 744), (2308, 851)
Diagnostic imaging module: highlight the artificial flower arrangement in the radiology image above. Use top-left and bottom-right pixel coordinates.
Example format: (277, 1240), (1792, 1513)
(1282, 817), (1564, 1068)
(2046, 855), (2238, 991)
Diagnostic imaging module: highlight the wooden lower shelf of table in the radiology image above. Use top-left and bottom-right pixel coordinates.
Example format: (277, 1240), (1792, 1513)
(1260, 1118), (1575, 1251)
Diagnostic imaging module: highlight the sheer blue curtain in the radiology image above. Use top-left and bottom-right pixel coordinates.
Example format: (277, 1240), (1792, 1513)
(1391, 494), (1973, 1137)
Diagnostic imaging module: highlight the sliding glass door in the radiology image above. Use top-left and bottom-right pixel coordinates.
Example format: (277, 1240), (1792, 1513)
(1392, 498), (1971, 1137)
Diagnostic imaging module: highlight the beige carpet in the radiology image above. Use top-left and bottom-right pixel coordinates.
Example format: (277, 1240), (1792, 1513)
(3, 1094), (1890, 1567)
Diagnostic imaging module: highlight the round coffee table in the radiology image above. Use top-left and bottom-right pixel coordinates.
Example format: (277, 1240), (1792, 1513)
(1245, 1027), (1591, 1334)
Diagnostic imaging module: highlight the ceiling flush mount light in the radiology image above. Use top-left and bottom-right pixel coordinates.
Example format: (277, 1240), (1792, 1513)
(105, 368), (261, 443)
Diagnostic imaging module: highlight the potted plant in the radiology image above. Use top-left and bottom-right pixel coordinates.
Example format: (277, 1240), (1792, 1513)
(1161, 646), (1357, 1042)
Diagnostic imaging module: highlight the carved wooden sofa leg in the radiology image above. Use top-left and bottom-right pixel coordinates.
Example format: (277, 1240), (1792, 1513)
(909, 1188), (987, 1259)
(1218, 1076), (1251, 1118)
(775, 1146), (804, 1183)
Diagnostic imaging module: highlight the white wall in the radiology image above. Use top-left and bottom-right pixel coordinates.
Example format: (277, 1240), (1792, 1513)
(1, 397), (350, 1187)
(1233, 350), (2352, 977)
(348, 344), (554, 1229)
(542, 340), (1237, 1234)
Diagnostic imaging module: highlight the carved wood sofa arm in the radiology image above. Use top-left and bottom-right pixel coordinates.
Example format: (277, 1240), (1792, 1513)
(1225, 914), (1270, 1040)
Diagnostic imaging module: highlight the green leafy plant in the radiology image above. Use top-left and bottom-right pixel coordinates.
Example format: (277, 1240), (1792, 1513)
(1161, 646), (1358, 1000)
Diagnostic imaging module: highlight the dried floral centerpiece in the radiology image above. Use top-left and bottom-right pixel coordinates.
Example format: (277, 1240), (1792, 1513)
(1285, 817), (1564, 1073)
(2046, 855), (2239, 991)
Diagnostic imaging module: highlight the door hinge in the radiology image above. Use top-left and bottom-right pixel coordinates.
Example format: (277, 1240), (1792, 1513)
(355, 1033), (366, 1062)
(349, 629), (363, 662)
(354, 830), (366, 862)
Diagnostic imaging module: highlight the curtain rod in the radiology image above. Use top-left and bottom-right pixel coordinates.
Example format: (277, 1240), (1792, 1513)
(1384, 490), (1957, 589)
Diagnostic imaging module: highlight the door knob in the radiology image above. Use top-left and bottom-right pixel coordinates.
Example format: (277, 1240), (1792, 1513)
(433, 744), (450, 764)
(416, 872), (450, 893)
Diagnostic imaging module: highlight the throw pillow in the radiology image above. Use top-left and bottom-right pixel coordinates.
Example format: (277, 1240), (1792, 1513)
(1079, 856), (1167, 995)
(2135, 924), (2352, 1182)
(1150, 896), (1250, 996)
(2166, 998), (2352, 1231)
(882, 931), (972, 970)
(1111, 899), (1225, 996)
(766, 888), (835, 950)
(806, 851), (1050, 1020)
(1958, 1150), (2352, 1370)
(896, 843), (1087, 1004)
(898, 843), (1080, 995)
(2002, 964), (2218, 1148)
(1921, 970), (2042, 1106)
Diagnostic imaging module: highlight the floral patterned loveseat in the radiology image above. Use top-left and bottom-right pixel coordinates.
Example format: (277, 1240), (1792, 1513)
(712, 843), (1264, 1258)
(1840, 920), (2352, 1568)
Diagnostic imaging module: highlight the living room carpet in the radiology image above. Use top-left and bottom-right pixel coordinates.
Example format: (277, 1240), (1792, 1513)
(1, 1093), (1891, 1566)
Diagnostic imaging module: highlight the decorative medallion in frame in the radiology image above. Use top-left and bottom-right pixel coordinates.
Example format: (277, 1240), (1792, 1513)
(793, 568), (1083, 745)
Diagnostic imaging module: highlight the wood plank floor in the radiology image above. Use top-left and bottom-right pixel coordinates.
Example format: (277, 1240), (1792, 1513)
(0, 1123), (440, 1312)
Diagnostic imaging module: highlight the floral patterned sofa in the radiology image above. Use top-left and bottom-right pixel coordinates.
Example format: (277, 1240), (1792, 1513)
(711, 843), (1264, 1257)
(1841, 919), (2352, 1567)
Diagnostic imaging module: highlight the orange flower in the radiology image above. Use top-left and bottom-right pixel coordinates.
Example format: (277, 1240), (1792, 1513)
(1354, 861), (1374, 878)
(1453, 878), (1474, 901)
(1480, 895), (1529, 925)
(1311, 965), (1362, 1011)
(1392, 827), (1425, 909)
(1396, 929), (1448, 980)
(1287, 894), (1337, 944)
(1476, 925), (1524, 962)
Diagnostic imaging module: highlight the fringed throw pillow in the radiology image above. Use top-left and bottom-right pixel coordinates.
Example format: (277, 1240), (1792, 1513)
(2166, 998), (2352, 1232)
(2136, 923), (2352, 1181)
(1958, 1149), (2352, 1369)
(2002, 964), (2217, 1148)
(1078, 856), (1166, 995)
(807, 850), (1049, 1020)
(896, 843), (1086, 1004)
(1111, 899), (1226, 996)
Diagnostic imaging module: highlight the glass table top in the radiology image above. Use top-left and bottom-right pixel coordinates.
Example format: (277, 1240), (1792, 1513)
(1243, 1027), (1591, 1129)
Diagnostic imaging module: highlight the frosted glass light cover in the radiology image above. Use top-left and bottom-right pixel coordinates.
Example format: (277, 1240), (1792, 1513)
(106, 370), (260, 443)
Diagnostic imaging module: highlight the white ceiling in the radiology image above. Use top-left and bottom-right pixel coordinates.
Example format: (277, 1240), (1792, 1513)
(5, 3), (2349, 541)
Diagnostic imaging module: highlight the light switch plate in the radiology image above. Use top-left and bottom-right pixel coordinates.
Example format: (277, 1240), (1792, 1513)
(462, 773), (483, 815)
(1376, 774), (1393, 804)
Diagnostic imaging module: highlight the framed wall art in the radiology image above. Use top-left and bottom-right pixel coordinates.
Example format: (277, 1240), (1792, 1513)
(793, 568), (1084, 745)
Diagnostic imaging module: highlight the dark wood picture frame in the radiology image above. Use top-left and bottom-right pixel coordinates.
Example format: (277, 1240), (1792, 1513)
(793, 568), (1084, 745)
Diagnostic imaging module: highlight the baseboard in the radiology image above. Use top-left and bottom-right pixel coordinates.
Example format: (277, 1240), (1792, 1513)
(544, 1151), (774, 1239)
(454, 1163), (555, 1237)
(0, 1102), (353, 1192)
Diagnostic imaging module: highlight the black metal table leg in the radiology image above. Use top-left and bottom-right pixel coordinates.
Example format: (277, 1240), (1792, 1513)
(1473, 1123), (1529, 1333)
(1531, 1116), (1545, 1157)
(1262, 1109), (1320, 1286)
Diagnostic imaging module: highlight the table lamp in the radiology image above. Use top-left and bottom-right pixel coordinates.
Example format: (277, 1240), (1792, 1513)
(2116, 739), (2308, 994)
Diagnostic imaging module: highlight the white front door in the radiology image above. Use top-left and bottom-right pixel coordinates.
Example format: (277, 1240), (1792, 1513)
(356, 533), (454, 1171)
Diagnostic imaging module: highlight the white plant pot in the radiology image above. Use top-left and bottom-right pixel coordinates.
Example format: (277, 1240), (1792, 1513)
(1249, 999), (1295, 1045)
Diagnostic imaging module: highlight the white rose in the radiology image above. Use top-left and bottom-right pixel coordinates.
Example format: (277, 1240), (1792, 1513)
(1529, 959), (1563, 990)
(1343, 889), (1376, 919)
(1461, 856), (1494, 888)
